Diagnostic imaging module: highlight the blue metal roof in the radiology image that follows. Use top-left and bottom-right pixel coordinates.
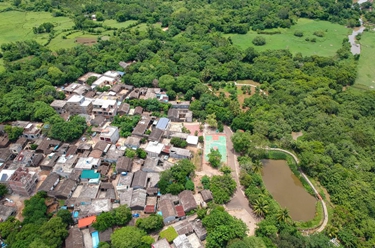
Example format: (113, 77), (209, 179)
(156, 118), (170, 130)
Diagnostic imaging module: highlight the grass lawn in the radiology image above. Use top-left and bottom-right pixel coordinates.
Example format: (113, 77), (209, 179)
(354, 31), (375, 89)
(159, 226), (178, 242)
(102, 19), (137, 29)
(0, 11), (74, 47)
(225, 18), (350, 57)
(0, 1), (11, 10)
(47, 32), (100, 50)
(131, 22), (162, 32)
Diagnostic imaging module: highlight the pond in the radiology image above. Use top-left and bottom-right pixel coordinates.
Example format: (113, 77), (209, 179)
(261, 159), (317, 221)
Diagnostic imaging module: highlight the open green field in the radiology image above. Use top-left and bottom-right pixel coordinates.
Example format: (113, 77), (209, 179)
(102, 19), (137, 29)
(354, 31), (375, 89)
(0, 59), (4, 73)
(0, 11), (74, 47)
(225, 18), (350, 57)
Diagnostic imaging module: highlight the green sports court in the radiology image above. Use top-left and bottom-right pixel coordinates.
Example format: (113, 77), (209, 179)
(204, 135), (227, 163)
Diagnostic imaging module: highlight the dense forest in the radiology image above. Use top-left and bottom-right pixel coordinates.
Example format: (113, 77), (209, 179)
(1, 0), (375, 247)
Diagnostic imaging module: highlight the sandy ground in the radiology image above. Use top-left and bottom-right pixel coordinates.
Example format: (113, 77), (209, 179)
(8, 194), (27, 222)
(225, 208), (258, 236)
(291, 131), (303, 141)
(82, 228), (93, 248)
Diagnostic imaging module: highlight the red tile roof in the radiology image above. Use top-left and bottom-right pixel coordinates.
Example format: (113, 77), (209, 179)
(175, 205), (185, 218)
(78, 216), (96, 228)
(144, 205), (156, 213)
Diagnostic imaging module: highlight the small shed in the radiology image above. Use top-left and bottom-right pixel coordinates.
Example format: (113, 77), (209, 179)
(200, 190), (213, 202)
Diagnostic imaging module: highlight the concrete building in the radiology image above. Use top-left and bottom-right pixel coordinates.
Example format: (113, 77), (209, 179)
(92, 98), (117, 118)
(118, 103), (130, 116)
(50, 100), (67, 114)
(66, 95), (93, 115)
(75, 157), (100, 170)
(53, 179), (77, 199)
(170, 101), (190, 109)
(8, 167), (38, 196)
(99, 126), (119, 143)
(130, 188), (147, 210)
(53, 154), (79, 178)
(117, 172), (133, 191)
(145, 142), (164, 158)
(168, 109), (193, 123)
(103, 145), (123, 163)
(103, 70), (122, 79)
(149, 128), (164, 142)
(0, 169), (15, 187)
(13, 150), (37, 167)
(92, 76), (117, 89)
(173, 234), (194, 248)
(64, 83), (90, 95)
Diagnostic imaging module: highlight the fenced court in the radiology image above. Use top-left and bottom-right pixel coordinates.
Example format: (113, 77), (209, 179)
(204, 135), (227, 163)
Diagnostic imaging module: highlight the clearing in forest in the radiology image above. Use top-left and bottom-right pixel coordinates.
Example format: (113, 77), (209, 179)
(225, 18), (350, 57)
(355, 31), (375, 90)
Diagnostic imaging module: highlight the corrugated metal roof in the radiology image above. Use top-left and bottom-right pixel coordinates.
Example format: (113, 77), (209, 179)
(156, 118), (170, 130)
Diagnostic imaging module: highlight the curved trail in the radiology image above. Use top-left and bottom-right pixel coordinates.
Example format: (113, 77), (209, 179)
(264, 147), (329, 233)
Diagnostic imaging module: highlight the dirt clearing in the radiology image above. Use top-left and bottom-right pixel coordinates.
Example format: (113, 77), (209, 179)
(76, 37), (97, 46)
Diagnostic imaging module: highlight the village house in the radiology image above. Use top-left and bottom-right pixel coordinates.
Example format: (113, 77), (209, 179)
(159, 198), (176, 225)
(178, 190), (197, 213)
(200, 190), (213, 203)
(116, 172), (133, 191)
(0, 148), (14, 164)
(168, 109), (193, 123)
(145, 142), (164, 158)
(0, 169), (15, 189)
(130, 188), (147, 210)
(53, 154), (79, 178)
(103, 70), (123, 80)
(65, 95), (93, 115)
(191, 219), (207, 241)
(174, 220), (194, 236)
(53, 178), (77, 199)
(65, 226), (84, 248)
(36, 138), (61, 155)
(93, 140), (111, 153)
(149, 128), (164, 142)
(92, 98), (118, 119)
(78, 216), (97, 229)
(152, 238), (171, 248)
(99, 126), (120, 143)
(170, 101), (190, 109)
(39, 153), (59, 170)
(131, 170), (148, 189)
(8, 167), (38, 196)
(90, 115), (106, 127)
(116, 156), (132, 173)
(13, 121), (42, 140)
(170, 147), (192, 160)
(50, 100), (67, 115)
(64, 83), (90, 95)
(132, 115), (152, 137)
(77, 72), (102, 84)
(80, 170), (100, 183)
(14, 150), (36, 167)
(8, 137), (27, 155)
(117, 103), (131, 116)
(0, 205), (17, 222)
(0, 135), (10, 149)
(75, 157), (100, 170)
(173, 234), (194, 248)
(124, 136), (141, 150)
(134, 106), (143, 115)
(78, 184), (100, 199)
(38, 172), (60, 197)
(103, 145), (123, 163)
(91, 76), (117, 89)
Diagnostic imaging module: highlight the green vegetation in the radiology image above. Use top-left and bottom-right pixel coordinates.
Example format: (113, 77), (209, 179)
(92, 205), (132, 231)
(135, 214), (164, 233)
(207, 148), (222, 168)
(111, 226), (152, 248)
(355, 31), (375, 89)
(296, 202), (324, 229)
(159, 227), (178, 242)
(209, 174), (236, 204)
(226, 19), (350, 56)
(112, 115), (140, 138)
(158, 159), (195, 195)
(170, 137), (188, 148)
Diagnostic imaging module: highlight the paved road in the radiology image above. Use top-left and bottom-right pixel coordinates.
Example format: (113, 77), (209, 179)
(224, 126), (260, 225)
(265, 147), (329, 233)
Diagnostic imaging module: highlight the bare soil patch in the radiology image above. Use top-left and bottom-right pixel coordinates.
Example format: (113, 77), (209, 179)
(291, 131), (303, 141)
(76, 37), (97, 46)
(225, 208), (258, 236)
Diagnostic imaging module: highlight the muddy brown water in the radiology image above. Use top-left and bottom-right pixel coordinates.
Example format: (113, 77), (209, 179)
(261, 159), (317, 221)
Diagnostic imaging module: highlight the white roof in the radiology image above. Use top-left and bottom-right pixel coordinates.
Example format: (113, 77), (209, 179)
(145, 142), (164, 155)
(67, 95), (84, 103)
(186, 135), (198, 145)
(103, 71), (121, 78)
(93, 98), (117, 107)
(92, 76), (116, 87)
(100, 126), (118, 138)
(0, 170), (15, 182)
(75, 157), (100, 170)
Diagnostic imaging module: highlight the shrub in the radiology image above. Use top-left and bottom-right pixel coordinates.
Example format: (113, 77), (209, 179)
(311, 38), (317, 42)
(252, 36), (266, 46)
(294, 30), (303, 37)
(313, 31), (325, 37)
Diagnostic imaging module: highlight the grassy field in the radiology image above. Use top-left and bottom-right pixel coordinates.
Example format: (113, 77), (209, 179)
(0, 11), (74, 47)
(225, 18), (350, 57)
(47, 32), (101, 50)
(102, 19), (137, 29)
(354, 31), (375, 89)
(0, 59), (4, 73)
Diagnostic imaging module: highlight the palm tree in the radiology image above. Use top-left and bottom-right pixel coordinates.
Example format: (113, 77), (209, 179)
(276, 208), (292, 224)
(252, 160), (263, 174)
(253, 197), (269, 217)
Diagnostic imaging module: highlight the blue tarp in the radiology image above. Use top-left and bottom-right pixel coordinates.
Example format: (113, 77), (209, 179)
(92, 231), (99, 248)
